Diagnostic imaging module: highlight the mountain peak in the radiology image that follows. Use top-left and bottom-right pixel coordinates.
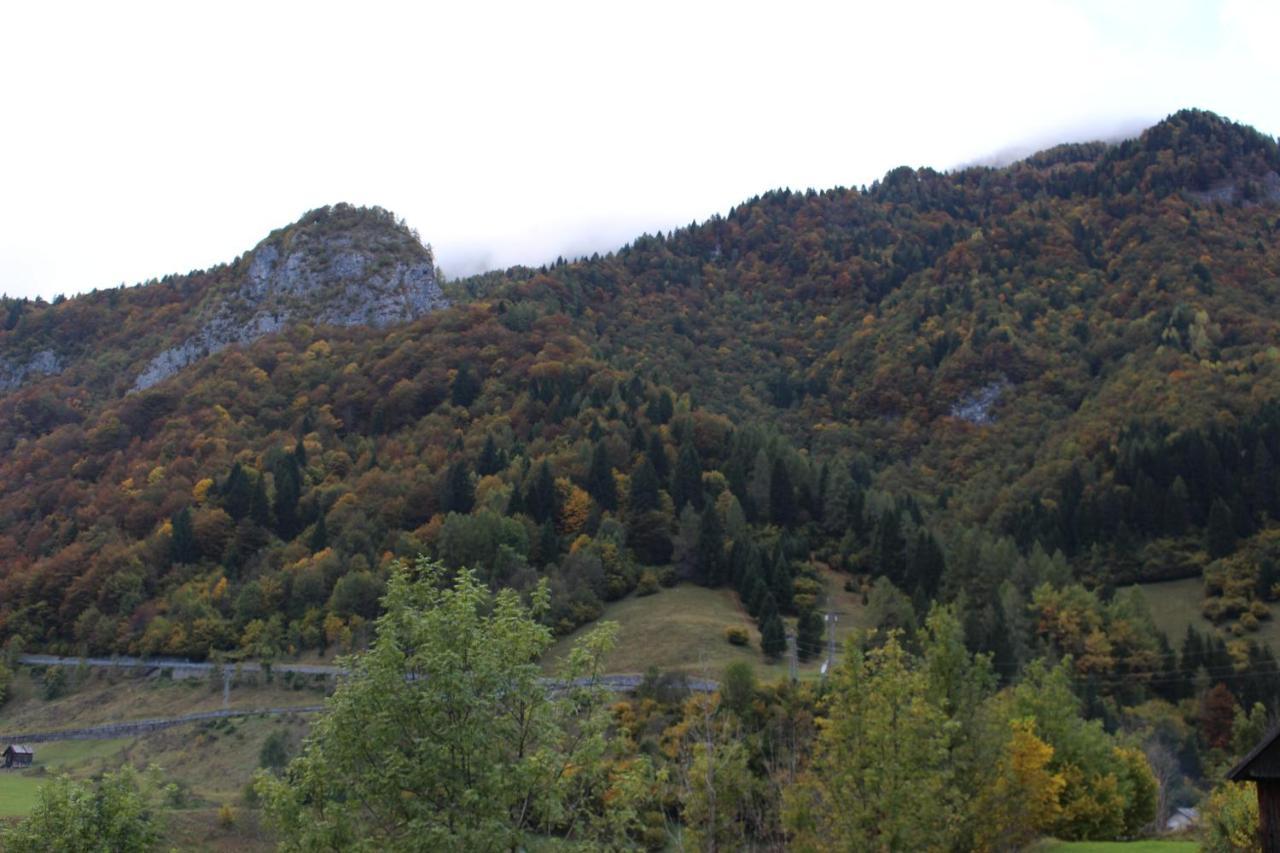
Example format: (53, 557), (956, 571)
(133, 204), (446, 390)
(252, 203), (432, 265)
(1098, 108), (1280, 201)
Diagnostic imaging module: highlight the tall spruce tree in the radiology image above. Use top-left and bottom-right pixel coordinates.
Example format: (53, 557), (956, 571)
(796, 608), (826, 660)
(273, 454), (302, 539)
(450, 363), (481, 407)
(170, 507), (198, 565)
(250, 473), (272, 528)
(769, 457), (796, 526)
(872, 509), (907, 586)
(761, 612), (787, 660)
(909, 532), (946, 602)
(647, 433), (670, 482)
(586, 442), (617, 512)
(222, 462), (253, 520)
(442, 461), (475, 515)
(477, 434), (503, 477)
(309, 511), (328, 553)
(629, 459), (662, 514)
(1207, 497), (1237, 558)
(672, 441), (704, 512)
(528, 461), (558, 524)
(696, 506), (727, 586)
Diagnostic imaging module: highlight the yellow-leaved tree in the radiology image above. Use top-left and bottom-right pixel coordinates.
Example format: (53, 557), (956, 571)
(973, 720), (1065, 850)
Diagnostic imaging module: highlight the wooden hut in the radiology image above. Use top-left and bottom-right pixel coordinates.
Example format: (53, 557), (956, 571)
(1228, 725), (1280, 851)
(2, 744), (33, 768)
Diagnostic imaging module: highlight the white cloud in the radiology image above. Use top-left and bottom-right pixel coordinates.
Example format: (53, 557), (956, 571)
(1, 0), (1277, 298)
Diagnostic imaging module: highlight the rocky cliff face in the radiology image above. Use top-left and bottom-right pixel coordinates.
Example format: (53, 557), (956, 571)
(0, 349), (64, 392)
(133, 204), (447, 390)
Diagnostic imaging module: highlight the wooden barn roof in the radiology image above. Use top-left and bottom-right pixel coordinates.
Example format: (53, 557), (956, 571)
(1228, 725), (1280, 781)
(4, 744), (33, 755)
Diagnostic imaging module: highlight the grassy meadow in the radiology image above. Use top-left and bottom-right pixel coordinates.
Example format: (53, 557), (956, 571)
(544, 566), (871, 682)
(1134, 576), (1280, 650)
(1036, 841), (1199, 852)
(0, 666), (324, 847)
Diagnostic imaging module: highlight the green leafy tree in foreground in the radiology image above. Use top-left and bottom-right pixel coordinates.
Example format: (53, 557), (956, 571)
(1, 766), (161, 852)
(256, 557), (644, 852)
(785, 630), (951, 850)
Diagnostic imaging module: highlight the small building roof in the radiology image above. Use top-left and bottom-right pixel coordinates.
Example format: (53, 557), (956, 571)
(1228, 725), (1280, 782)
(4, 744), (33, 755)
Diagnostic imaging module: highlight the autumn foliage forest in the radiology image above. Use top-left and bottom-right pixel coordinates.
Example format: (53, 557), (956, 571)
(2, 109), (1280, 841)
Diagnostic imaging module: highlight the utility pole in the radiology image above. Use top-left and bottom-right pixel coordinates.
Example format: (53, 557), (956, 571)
(828, 612), (838, 669)
(786, 632), (798, 682)
(822, 612), (839, 677)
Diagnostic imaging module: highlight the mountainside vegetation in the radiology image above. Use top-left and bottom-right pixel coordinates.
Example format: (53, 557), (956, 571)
(2, 109), (1280, 843)
(3, 110), (1279, 662)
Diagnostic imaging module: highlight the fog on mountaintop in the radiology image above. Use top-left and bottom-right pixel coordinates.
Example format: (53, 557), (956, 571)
(3, 112), (1278, 299)
(432, 116), (1172, 281)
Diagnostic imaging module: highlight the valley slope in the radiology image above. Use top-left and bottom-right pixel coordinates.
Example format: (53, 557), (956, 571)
(2, 109), (1280, 682)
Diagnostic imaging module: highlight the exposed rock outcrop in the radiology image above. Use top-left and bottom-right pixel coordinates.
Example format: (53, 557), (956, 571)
(0, 348), (64, 392)
(134, 205), (447, 390)
(949, 378), (1010, 426)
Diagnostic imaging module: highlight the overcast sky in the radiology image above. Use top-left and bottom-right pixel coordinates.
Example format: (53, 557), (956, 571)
(2, 0), (1278, 300)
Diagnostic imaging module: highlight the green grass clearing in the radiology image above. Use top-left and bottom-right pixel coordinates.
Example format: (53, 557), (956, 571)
(545, 569), (871, 682)
(0, 669), (317, 823)
(0, 738), (132, 817)
(1036, 841), (1199, 852)
(1134, 576), (1280, 650)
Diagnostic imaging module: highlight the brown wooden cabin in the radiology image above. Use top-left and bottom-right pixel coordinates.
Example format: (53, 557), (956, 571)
(1228, 725), (1280, 851)
(2, 744), (33, 768)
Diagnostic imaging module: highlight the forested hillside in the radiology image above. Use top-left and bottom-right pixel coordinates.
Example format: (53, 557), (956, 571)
(1, 108), (1279, 684)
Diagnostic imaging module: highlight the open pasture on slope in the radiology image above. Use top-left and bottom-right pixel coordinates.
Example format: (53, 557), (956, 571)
(1135, 576), (1280, 650)
(544, 569), (871, 681)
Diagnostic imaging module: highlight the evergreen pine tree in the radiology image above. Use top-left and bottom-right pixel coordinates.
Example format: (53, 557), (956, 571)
(450, 363), (481, 407)
(672, 441), (704, 512)
(273, 455), (302, 539)
(873, 509), (907, 586)
(170, 507), (198, 564)
(586, 442), (617, 512)
(647, 433), (670, 481)
(770, 457), (795, 526)
(651, 391), (674, 425)
(696, 505), (727, 586)
(1165, 476), (1191, 535)
(536, 519), (560, 567)
(629, 459), (661, 514)
(294, 436), (308, 469)
(796, 608), (825, 660)
(477, 434), (503, 477)
(442, 461), (475, 514)
(766, 547), (795, 612)
(528, 461), (558, 524)
(908, 532), (946, 601)
(746, 576), (768, 618)
(761, 612), (787, 660)
(309, 512), (328, 552)
(222, 462), (253, 520)
(249, 473), (272, 528)
(1207, 497), (1237, 558)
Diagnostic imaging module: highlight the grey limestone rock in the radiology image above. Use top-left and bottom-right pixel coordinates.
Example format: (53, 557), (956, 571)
(949, 378), (1011, 426)
(133, 205), (447, 391)
(0, 349), (65, 392)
